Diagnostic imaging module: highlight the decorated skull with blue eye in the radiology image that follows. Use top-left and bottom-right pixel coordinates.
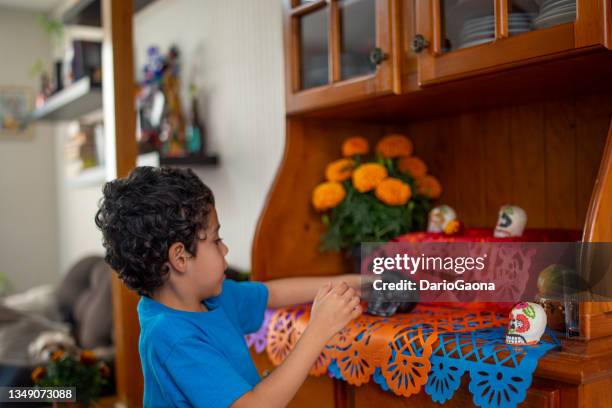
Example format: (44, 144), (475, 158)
(494, 205), (527, 238)
(427, 205), (457, 233)
(506, 302), (547, 345)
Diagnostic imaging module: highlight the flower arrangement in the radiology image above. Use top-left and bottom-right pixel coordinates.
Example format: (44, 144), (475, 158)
(31, 349), (110, 407)
(312, 134), (441, 251)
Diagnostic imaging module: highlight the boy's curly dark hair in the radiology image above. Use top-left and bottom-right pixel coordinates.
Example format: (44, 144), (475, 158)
(95, 166), (215, 296)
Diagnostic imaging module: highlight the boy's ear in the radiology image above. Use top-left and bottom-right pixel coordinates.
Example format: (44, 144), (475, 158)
(167, 242), (190, 274)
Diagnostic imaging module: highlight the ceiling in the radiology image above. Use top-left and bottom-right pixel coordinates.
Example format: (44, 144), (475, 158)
(0, 0), (63, 12)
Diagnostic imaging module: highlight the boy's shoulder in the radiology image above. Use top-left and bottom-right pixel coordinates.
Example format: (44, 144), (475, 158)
(137, 298), (205, 356)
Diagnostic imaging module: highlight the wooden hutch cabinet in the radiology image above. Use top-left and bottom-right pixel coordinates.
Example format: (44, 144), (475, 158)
(252, 0), (612, 407)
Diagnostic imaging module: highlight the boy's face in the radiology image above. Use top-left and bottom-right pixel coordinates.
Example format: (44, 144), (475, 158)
(186, 207), (229, 298)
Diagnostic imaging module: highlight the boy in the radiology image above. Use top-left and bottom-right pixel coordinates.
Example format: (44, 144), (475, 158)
(95, 167), (361, 407)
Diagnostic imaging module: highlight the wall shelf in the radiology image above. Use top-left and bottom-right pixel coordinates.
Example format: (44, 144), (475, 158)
(66, 152), (161, 188)
(159, 154), (220, 167)
(59, 0), (158, 27)
(29, 77), (101, 122)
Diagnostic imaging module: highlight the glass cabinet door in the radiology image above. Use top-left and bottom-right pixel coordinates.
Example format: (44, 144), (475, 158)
(442, 0), (496, 51)
(285, 0), (395, 112)
(299, 6), (330, 89)
(338, 0), (377, 80)
(414, 0), (589, 85)
(439, 0), (576, 53)
(510, 0), (576, 32)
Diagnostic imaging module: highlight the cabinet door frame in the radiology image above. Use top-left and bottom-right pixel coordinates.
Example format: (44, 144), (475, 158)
(414, 0), (611, 86)
(284, 0), (400, 113)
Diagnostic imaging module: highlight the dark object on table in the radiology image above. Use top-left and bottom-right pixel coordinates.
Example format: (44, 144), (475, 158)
(366, 271), (418, 317)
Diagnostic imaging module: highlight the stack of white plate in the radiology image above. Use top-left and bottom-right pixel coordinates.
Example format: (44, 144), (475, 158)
(533, 0), (576, 29)
(458, 13), (533, 49)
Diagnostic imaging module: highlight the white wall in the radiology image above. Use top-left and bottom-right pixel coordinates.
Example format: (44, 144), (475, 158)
(54, 121), (106, 275)
(0, 7), (59, 293)
(134, 0), (285, 271)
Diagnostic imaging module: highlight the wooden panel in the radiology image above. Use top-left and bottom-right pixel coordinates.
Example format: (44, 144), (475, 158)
(511, 103), (547, 227)
(574, 0), (610, 48)
(482, 108), (514, 224)
(455, 112), (486, 226)
(255, 93), (611, 283)
(544, 100), (576, 228)
(251, 351), (336, 408)
(349, 377), (560, 407)
(305, 51), (612, 122)
(102, 0), (141, 406)
(576, 93), (612, 231)
(418, 22), (576, 85)
(395, 92), (612, 231)
(579, 99), (612, 339)
(252, 119), (386, 281)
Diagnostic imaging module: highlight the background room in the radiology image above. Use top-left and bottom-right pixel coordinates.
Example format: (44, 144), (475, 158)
(0, 0), (285, 402)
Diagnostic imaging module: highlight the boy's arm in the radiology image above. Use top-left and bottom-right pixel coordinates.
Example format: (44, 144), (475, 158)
(233, 282), (361, 408)
(233, 322), (327, 408)
(264, 274), (361, 308)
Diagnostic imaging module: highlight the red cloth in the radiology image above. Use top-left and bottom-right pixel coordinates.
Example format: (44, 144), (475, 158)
(392, 228), (581, 313)
(393, 227), (581, 243)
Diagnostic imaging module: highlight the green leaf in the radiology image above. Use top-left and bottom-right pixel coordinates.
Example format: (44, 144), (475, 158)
(319, 157), (434, 251)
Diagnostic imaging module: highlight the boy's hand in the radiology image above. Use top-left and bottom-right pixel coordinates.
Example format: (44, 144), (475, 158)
(308, 282), (362, 340)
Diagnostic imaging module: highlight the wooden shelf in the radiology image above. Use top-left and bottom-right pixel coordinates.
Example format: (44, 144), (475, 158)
(29, 77), (102, 122)
(66, 152), (161, 188)
(61, 0), (100, 26)
(159, 154), (220, 167)
(59, 0), (158, 27)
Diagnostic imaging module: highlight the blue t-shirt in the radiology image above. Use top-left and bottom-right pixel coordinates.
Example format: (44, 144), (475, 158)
(137, 279), (269, 408)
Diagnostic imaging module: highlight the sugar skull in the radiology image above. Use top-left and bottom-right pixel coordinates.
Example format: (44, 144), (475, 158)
(494, 205), (527, 238)
(506, 302), (547, 345)
(427, 205), (457, 233)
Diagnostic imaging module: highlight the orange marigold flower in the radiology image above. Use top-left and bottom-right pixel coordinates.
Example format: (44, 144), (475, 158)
(376, 134), (413, 158)
(398, 156), (427, 178)
(312, 181), (346, 212)
(444, 219), (463, 236)
(342, 137), (369, 157)
(79, 350), (97, 365)
(375, 178), (412, 206)
(100, 363), (111, 378)
(50, 350), (64, 361)
(352, 163), (388, 193)
(416, 175), (442, 199)
(31, 367), (46, 382)
(325, 158), (355, 182)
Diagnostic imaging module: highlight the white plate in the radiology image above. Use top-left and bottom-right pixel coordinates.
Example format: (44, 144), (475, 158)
(461, 28), (532, 42)
(462, 19), (531, 32)
(535, 5), (576, 22)
(461, 22), (531, 37)
(458, 37), (495, 49)
(541, 0), (573, 6)
(540, 0), (574, 12)
(462, 18), (531, 32)
(463, 14), (531, 27)
(534, 10), (576, 28)
(539, 1), (575, 16)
